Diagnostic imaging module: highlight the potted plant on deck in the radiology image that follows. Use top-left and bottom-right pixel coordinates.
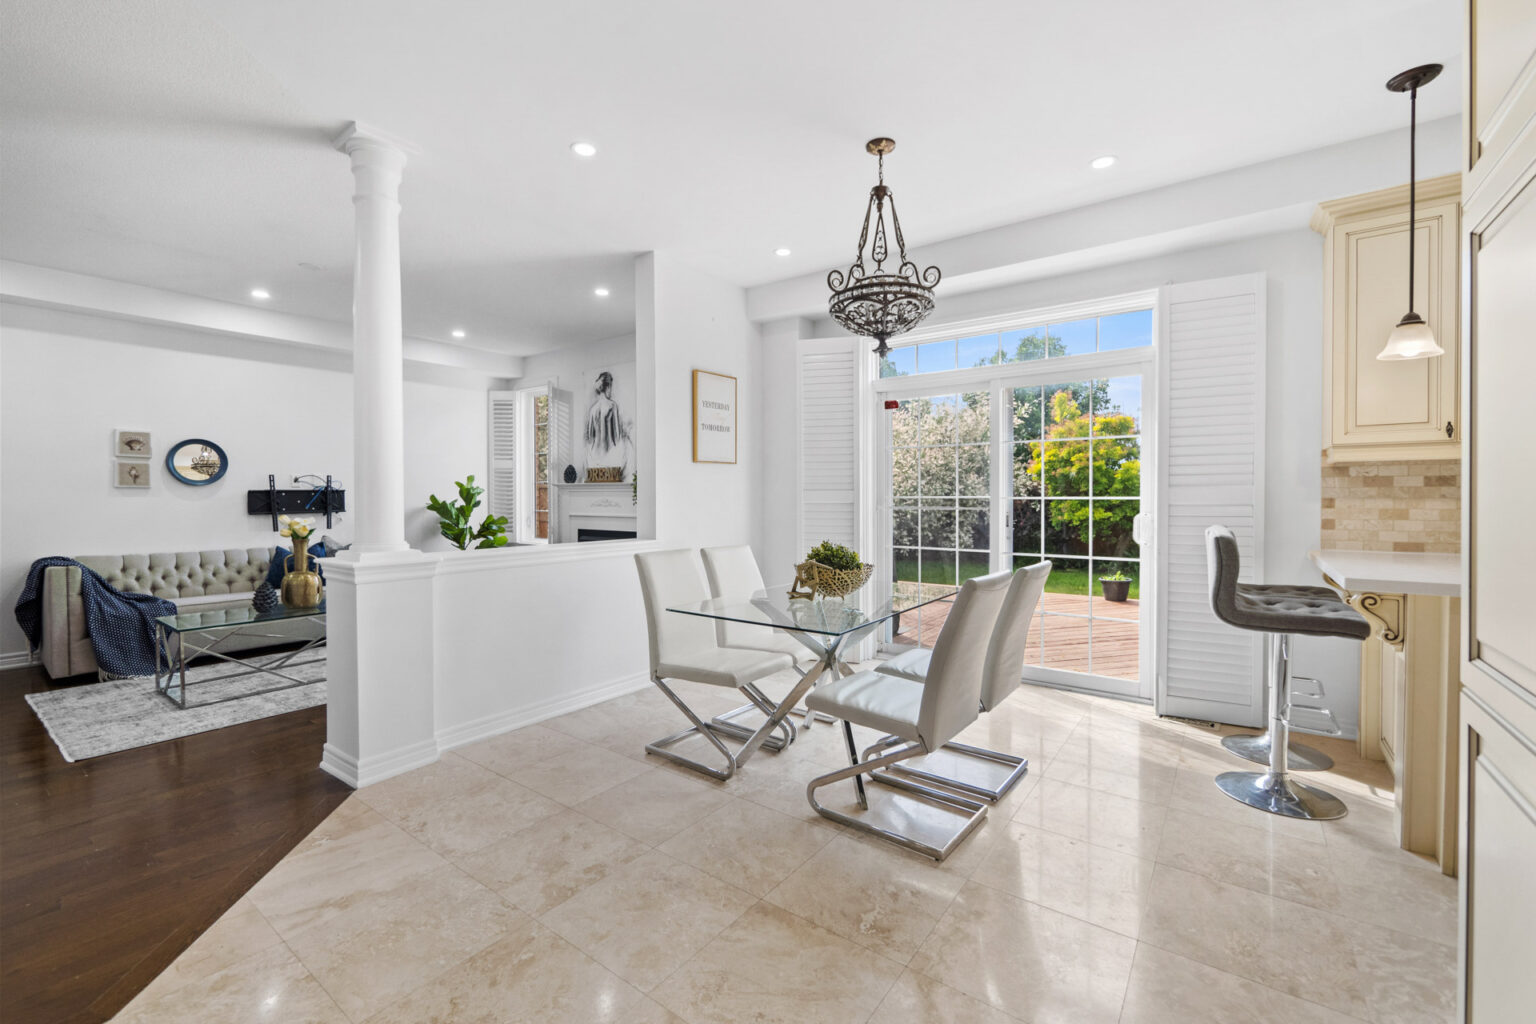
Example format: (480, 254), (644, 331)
(1099, 569), (1133, 603)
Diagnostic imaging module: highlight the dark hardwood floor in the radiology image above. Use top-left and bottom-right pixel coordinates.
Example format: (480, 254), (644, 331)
(0, 662), (350, 1024)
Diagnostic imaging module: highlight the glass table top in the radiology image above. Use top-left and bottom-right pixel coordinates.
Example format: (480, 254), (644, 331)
(667, 584), (956, 637)
(155, 601), (326, 634)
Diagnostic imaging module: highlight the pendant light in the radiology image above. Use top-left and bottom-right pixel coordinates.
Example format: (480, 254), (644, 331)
(1378, 63), (1444, 361)
(827, 138), (941, 358)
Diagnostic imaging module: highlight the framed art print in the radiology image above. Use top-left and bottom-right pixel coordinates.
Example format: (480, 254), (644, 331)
(114, 430), (151, 458)
(114, 460), (150, 488)
(691, 369), (737, 464)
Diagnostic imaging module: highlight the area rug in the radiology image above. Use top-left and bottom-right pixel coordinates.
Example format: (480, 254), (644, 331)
(24, 651), (327, 762)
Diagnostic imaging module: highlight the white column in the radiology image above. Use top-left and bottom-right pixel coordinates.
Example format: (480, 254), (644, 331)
(321, 123), (437, 790)
(334, 122), (411, 556)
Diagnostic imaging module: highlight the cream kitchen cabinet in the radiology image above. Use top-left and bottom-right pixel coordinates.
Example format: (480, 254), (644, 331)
(1460, 1), (1536, 1015)
(1311, 175), (1461, 463)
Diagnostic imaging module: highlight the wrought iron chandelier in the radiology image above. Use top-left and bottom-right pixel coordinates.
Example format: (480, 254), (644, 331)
(827, 138), (941, 358)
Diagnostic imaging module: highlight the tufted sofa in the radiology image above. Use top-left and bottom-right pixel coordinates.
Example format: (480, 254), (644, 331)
(38, 548), (319, 679)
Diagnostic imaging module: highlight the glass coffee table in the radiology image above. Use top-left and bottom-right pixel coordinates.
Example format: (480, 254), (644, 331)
(154, 603), (326, 709)
(665, 585), (956, 766)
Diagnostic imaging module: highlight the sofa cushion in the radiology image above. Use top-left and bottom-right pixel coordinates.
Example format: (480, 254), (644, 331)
(77, 548), (274, 600)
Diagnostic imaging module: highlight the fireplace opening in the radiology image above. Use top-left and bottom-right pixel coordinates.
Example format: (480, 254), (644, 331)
(577, 528), (638, 542)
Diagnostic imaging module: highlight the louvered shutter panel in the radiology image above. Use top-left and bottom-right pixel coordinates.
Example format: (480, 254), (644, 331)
(488, 391), (518, 523)
(1155, 274), (1267, 727)
(797, 338), (863, 555)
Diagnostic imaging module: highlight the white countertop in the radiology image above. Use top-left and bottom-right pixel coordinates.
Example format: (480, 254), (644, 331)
(1309, 549), (1461, 597)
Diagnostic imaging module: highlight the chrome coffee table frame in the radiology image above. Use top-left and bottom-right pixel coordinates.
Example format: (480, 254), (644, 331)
(154, 605), (327, 710)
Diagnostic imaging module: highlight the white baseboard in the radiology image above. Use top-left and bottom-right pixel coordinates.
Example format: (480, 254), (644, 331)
(0, 650), (39, 671)
(320, 737), (441, 789)
(320, 672), (651, 789)
(435, 671), (651, 753)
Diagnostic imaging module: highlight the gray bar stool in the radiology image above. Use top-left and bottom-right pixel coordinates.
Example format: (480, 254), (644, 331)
(1204, 526), (1370, 820)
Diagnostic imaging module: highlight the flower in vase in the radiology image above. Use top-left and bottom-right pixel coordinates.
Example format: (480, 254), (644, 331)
(278, 515), (316, 540)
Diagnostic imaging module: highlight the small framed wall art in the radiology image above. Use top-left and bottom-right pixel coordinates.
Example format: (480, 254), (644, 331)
(692, 369), (737, 464)
(114, 430), (152, 458)
(114, 460), (150, 488)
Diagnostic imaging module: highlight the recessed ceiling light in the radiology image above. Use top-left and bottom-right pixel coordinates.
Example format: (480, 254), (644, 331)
(249, 287), (271, 300)
(774, 247), (792, 257)
(593, 286), (610, 297)
(1090, 155), (1117, 170)
(451, 328), (466, 339)
(570, 141), (597, 158)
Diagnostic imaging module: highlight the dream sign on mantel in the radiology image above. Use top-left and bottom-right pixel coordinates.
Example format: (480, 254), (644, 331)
(692, 369), (737, 464)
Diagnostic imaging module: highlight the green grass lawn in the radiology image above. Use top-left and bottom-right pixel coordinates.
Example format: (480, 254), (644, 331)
(892, 559), (1140, 599)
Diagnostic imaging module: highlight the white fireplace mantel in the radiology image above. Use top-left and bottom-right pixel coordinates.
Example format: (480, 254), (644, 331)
(551, 483), (637, 544)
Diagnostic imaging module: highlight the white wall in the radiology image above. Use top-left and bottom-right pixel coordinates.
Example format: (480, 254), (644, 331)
(645, 253), (761, 548)
(0, 303), (487, 660)
(774, 228), (1364, 736)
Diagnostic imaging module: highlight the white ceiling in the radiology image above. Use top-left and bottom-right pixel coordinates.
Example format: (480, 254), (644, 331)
(0, 0), (1460, 356)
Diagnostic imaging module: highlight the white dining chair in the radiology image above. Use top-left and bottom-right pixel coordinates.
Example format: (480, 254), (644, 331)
(871, 561), (1051, 802)
(635, 549), (795, 780)
(803, 569), (1013, 860)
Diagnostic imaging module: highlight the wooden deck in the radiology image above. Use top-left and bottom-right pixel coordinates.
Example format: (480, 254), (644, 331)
(893, 591), (1141, 680)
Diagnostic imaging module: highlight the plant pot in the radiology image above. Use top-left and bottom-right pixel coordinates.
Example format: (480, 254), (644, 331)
(1099, 577), (1131, 603)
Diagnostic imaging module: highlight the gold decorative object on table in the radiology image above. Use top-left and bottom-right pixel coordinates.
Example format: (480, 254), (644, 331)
(278, 515), (324, 608)
(586, 466), (623, 483)
(788, 560), (875, 600)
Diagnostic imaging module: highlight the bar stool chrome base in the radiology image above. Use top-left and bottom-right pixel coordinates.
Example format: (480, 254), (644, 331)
(1221, 732), (1334, 772)
(1215, 770), (1348, 820)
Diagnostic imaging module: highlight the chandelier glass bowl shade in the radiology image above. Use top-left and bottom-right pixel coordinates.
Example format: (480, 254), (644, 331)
(827, 138), (941, 358)
(1378, 62), (1445, 361)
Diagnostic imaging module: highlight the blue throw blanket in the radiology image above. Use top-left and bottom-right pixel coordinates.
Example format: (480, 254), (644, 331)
(14, 557), (177, 677)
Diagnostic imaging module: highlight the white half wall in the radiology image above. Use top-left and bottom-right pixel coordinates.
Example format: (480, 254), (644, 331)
(0, 303), (487, 660)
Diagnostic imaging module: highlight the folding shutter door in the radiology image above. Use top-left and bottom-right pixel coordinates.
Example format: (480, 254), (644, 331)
(487, 391), (519, 525)
(796, 338), (863, 556)
(1155, 274), (1267, 726)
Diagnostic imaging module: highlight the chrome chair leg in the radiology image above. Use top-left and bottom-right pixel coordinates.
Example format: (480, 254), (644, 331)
(808, 738), (988, 861)
(645, 676), (738, 781)
(858, 730), (1028, 803)
(1216, 636), (1347, 820)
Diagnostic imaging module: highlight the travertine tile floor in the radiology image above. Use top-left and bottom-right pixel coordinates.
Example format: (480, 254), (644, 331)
(113, 669), (1457, 1024)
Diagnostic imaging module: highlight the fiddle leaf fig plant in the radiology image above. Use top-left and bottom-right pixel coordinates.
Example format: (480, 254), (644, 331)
(427, 475), (510, 550)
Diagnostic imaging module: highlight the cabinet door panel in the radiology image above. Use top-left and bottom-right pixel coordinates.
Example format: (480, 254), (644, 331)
(1470, 179), (1536, 691)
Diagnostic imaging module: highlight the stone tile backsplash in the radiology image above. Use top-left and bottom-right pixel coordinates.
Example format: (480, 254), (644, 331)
(1320, 460), (1460, 554)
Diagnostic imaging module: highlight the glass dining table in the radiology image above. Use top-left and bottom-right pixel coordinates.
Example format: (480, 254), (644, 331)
(665, 584), (957, 767)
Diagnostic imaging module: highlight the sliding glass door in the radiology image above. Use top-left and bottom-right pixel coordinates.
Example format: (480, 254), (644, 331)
(1008, 374), (1145, 696)
(888, 390), (994, 647)
(876, 305), (1154, 700)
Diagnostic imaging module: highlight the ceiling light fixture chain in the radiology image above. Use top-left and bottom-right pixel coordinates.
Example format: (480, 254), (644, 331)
(827, 137), (941, 358)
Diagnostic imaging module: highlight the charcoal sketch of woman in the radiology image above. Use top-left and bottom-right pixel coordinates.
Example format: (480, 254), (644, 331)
(584, 370), (634, 479)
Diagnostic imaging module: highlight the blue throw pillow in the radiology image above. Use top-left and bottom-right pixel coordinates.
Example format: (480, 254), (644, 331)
(266, 543), (326, 589)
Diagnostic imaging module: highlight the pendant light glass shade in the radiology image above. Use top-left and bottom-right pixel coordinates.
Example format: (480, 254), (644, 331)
(1379, 313), (1444, 360)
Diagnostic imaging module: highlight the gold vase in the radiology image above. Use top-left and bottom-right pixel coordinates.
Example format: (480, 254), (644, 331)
(281, 535), (324, 608)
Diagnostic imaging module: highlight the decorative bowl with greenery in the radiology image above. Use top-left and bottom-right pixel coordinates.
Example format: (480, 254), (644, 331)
(427, 475), (510, 550)
(796, 540), (874, 599)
